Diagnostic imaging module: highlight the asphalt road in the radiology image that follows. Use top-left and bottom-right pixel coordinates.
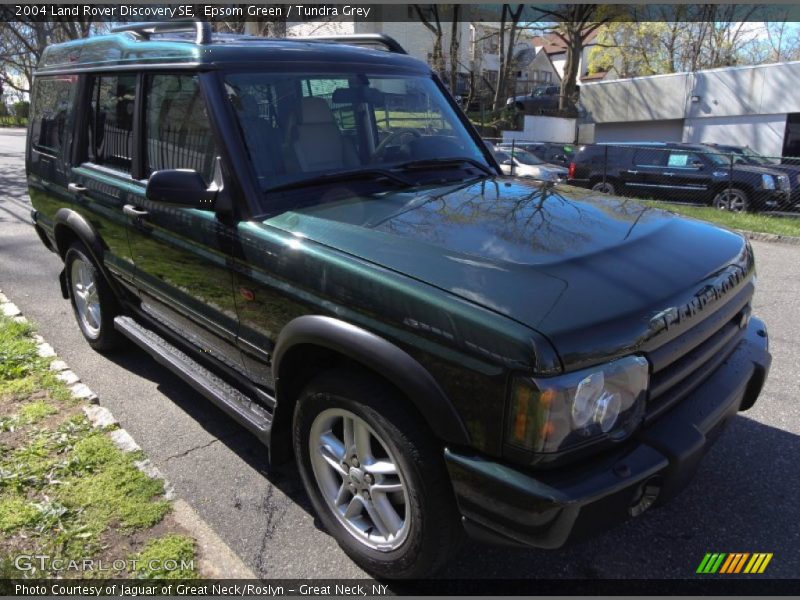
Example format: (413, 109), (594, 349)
(1, 128), (799, 581)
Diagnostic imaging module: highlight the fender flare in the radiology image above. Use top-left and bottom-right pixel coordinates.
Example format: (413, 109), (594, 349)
(53, 208), (123, 300)
(53, 208), (106, 260)
(272, 315), (471, 446)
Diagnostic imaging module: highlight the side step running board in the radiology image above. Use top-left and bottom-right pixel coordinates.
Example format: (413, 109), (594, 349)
(114, 316), (272, 444)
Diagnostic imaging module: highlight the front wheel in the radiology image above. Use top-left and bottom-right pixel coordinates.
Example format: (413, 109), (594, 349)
(713, 188), (750, 212)
(293, 371), (462, 579)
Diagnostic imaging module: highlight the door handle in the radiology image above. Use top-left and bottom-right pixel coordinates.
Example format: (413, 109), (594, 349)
(662, 172), (675, 176)
(626, 170), (639, 175)
(123, 204), (149, 218)
(68, 183), (87, 194)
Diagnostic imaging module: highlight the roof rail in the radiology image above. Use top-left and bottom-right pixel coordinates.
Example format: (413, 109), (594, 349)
(111, 21), (212, 45)
(301, 34), (407, 54)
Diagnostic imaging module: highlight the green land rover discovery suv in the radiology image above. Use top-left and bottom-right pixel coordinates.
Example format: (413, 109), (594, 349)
(26, 22), (771, 578)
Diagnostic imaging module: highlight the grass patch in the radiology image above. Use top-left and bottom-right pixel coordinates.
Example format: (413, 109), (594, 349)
(0, 314), (196, 577)
(0, 116), (27, 127)
(644, 201), (800, 238)
(133, 535), (197, 579)
(0, 495), (40, 533)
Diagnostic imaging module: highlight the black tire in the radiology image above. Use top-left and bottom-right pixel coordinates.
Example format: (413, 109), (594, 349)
(591, 180), (617, 195)
(293, 370), (463, 579)
(712, 187), (750, 212)
(64, 242), (125, 352)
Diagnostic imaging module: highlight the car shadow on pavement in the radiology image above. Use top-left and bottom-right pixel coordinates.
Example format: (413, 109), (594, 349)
(96, 345), (800, 581)
(102, 346), (313, 510)
(432, 414), (799, 580)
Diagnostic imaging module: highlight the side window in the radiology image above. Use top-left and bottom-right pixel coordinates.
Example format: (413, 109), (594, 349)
(145, 74), (217, 184)
(87, 74), (137, 172)
(634, 149), (666, 167)
(667, 152), (702, 168)
(30, 76), (76, 156)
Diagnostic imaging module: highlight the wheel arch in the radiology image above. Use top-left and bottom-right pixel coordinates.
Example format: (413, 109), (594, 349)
(53, 208), (123, 301)
(269, 315), (471, 462)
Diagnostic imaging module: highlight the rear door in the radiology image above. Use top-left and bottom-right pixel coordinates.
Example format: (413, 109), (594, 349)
(623, 148), (667, 196)
(69, 72), (139, 291)
(652, 149), (710, 200)
(124, 72), (245, 374)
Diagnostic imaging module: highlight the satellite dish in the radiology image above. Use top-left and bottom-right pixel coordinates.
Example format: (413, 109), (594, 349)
(513, 44), (536, 68)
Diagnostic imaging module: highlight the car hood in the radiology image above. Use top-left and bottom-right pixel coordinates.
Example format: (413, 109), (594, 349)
(264, 179), (749, 369)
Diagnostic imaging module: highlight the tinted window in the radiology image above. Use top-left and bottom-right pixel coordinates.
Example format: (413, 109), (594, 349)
(633, 148), (666, 167)
(87, 74), (136, 172)
(30, 76), (76, 155)
(145, 74), (217, 183)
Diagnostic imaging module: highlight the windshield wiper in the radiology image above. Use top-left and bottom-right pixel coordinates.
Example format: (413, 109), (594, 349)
(264, 168), (412, 194)
(395, 157), (495, 177)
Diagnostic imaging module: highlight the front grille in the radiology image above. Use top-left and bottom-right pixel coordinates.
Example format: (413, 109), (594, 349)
(644, 284), (752, 422)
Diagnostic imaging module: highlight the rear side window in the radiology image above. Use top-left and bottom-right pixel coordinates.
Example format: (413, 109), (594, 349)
(145, 74), (218, 183)
(30, 76), (76, 156)
(634, 148), (666, 167)
(87, 74), (137, 172)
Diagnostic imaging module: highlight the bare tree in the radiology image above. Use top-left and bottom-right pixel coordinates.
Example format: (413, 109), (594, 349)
(0, 21), (105, 95)
(533, 4), (614, 110)
(413, 5), (445, 77)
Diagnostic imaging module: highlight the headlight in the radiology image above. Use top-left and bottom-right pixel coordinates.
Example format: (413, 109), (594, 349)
(761, 174), (776, 190)
(507, 356), (649, 456)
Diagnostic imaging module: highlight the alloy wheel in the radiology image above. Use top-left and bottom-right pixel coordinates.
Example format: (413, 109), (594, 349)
(309, 408), (410, 551)
(70, 257), (101, 339)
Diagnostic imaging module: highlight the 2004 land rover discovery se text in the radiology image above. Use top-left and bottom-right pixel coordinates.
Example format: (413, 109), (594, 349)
(26, 22), (771, 578)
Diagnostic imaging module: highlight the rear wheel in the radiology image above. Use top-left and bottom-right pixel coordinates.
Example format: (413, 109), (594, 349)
(591, 180), (616, 194)
(713, 188), (750, 212)
(65, 243), (124, 351)
(293, 370), (462, 578)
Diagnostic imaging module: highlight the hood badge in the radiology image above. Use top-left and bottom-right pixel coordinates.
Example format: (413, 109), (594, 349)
(649, 267), (744, 334)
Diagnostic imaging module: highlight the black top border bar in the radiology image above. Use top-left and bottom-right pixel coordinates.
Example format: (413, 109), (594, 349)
(6, 4), (800, 23)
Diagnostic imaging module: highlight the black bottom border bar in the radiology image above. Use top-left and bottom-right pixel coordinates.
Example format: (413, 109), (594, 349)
(3, 579), (800, 596)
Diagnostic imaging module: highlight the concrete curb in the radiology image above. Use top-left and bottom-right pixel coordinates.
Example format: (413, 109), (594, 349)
(737, 229), (800, 246)
(0, 289), (256, 579)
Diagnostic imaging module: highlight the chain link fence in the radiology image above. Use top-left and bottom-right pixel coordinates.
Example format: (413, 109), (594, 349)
(481, 138), (800, 214)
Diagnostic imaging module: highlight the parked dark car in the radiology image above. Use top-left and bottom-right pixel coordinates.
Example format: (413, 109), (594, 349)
(499, 141), (575, 166)
(27, 23), (771, 578)
(506, 85), (561, 112)
(568, 142), (791, 211)
(703, 143), (800, 209)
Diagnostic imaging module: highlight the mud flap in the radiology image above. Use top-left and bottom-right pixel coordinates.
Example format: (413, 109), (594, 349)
(59, 268), (69, 299)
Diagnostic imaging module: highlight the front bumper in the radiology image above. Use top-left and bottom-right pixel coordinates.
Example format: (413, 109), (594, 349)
(445, 317), (771, 549)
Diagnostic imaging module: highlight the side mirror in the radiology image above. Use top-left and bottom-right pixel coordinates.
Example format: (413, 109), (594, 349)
(146, 169), (216, 208)
(691, 160), (705, 169)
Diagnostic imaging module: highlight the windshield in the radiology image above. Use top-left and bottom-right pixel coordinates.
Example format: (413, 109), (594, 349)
(224, 70), (490, 206)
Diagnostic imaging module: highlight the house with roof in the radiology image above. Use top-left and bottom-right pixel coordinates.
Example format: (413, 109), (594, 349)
(286, 13), (561, 101)
(529, 29), (610, 84)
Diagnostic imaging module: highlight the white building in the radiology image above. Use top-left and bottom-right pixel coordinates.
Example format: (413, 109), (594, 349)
(579, 60), (800, 158)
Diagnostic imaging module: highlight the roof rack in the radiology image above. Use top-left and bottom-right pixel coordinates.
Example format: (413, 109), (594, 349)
(300, 34), (407, 54)
(111, 21), (212, 45)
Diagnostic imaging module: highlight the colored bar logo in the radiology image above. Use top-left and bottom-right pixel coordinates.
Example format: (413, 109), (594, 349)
(697, 553), (773, 574)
